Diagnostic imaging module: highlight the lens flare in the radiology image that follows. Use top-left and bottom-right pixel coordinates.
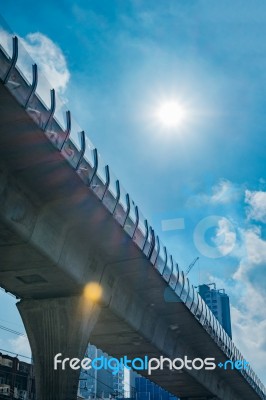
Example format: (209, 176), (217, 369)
(83, 282), (102, 302)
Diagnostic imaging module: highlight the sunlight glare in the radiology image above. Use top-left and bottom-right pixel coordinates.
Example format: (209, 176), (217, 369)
(157, 100), (187, 128)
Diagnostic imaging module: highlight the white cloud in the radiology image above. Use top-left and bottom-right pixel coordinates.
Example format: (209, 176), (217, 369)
(212, 217), (237, 256)
(8, 336), (31, 359)
(209, 223), (266, 385)
(0, 27), (70, 105)
(241, 226), (266, 267)
(231, 298), (266, 372)
(210, 179), (242, 204)
(187, 179), (242, 207)
(245, 190), (266, 223)
(194, 216), (237, 258)
(19, 32), (70, 96)
(0, 28), (13, 57)
(230, 281), (266, 376)
(209, 273), (266, 384)
(188, 177), (265, 370)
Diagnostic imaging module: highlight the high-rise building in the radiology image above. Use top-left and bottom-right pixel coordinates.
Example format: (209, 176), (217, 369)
(79, 346), (179, 399)
(198, 283), (232, 338)
(79, 344), (127, 399)
(78, 345), (98, 399)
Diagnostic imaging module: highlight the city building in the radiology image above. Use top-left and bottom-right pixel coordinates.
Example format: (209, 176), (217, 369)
(78, 346), (178, 399)
(0, 352), (35, 400)
(78, 345), (126, 399)
(135, 377), (178, 400)
(0, 350), (178, 400)
(198, 283), (232, 338)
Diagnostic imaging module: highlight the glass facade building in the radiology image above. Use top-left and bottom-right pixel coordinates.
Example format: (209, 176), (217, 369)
(135, 377), (178, 400)
(198, 283), (232, 338)
(79, 345), (126, 399)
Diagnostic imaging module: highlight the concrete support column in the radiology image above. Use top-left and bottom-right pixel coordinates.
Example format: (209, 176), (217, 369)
(17, 296), (100, 400)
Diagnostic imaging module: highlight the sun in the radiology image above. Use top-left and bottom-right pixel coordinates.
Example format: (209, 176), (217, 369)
(156, 100), (187, 128)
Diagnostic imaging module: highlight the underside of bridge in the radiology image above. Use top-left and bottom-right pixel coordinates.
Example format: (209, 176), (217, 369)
(0, 51), (265, 400)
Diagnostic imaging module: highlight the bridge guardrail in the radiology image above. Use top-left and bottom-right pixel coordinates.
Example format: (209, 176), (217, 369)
(0, 19), (265, 399)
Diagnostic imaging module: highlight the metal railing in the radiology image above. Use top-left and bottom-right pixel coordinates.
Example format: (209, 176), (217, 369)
(0, 19), (265, 399)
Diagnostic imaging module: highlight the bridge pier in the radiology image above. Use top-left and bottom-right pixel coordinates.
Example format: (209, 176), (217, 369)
(17, 296), (100, 400)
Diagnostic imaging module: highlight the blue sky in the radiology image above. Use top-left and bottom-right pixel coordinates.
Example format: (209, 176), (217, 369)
(0, 0), (266, 386)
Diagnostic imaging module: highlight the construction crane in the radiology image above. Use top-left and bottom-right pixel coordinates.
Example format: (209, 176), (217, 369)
(185, 256), (199, 275)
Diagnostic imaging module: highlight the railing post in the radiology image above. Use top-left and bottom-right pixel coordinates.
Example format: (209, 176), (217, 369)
(24, 63), (38, 108)
(3, 36), (18, 84)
